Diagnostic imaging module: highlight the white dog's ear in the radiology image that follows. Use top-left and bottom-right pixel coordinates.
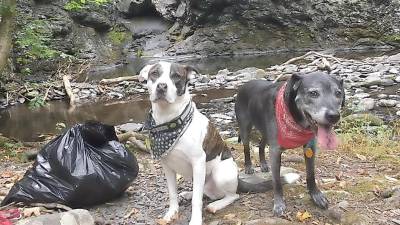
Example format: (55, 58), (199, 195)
(138, 64), (154, 82)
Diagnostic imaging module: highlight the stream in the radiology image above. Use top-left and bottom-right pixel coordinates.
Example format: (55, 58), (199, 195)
(0, 50), (399, 142)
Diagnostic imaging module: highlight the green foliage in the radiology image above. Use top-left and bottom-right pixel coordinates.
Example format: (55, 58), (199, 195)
(107, 30), (129, 45)
(0, 1), (15, 17)
(15, 20), (59, 62)
(0, 135), (23, 161)
(64, 0), (109, 11)
(384, 34), (400, 43)
(136, 48), (144, 58)
(28, 94), (47, 109)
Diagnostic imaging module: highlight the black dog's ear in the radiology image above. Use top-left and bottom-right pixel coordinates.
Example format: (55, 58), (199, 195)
(287, 72), (303, 92)
(340, 79), (346, 108)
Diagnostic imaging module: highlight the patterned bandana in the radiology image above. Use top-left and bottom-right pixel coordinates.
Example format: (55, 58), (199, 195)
(275, 83), (314, 149)
(143, 102), (194, 160)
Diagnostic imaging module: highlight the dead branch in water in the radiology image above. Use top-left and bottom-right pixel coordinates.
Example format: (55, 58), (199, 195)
(62, 75), (75, 107)
(100, 76), (139, 85)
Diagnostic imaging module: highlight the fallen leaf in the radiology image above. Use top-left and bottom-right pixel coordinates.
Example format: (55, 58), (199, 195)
(339, 181), (346, 188)
(223, 213), (236, 220)
(296, 210), (312, 222)
(23, 207), (41, 218)
(356, 154), (366, 161)
(373, 185), (381, 196)
(124, 208), (139, 219)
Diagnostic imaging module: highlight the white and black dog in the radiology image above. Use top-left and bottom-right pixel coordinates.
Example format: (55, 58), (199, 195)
(139, 61), (299, 224)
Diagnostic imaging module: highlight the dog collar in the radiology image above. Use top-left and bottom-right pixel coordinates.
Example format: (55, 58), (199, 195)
(275, 83), (314, 149)
(143, 101), (194, 160)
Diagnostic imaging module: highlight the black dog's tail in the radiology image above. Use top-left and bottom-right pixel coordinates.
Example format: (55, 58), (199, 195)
(237, 172), (300, 193)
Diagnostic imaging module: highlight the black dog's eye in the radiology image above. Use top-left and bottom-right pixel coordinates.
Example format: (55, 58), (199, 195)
(335, 90), (342, 97)
(309, 90), (319, 98)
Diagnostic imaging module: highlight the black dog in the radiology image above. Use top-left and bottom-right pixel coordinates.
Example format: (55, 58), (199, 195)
(235, 72), (345, 216)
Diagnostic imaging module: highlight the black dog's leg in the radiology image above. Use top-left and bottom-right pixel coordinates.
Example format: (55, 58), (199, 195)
(270, 145), (285, 216)
(239, 122), (254, 174)
(304, 140), (329, 209)
(259, 137), (269, 172)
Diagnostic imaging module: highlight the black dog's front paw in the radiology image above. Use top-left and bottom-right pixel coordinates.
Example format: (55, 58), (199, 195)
(273, 201), (286, 217)
(244, 165), (255, 174)
(310, 190), (329, 209)
(260, 162), (269, 172)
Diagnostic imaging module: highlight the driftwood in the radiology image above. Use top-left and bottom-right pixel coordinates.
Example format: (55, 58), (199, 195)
(282, 51), (340, 65)
(62, 75), (75, 107)
(273, 51), (339, 83)
(100, 75), (139, 85)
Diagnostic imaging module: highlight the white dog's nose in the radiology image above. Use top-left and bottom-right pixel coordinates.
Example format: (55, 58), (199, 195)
(157, 83), (167, 92)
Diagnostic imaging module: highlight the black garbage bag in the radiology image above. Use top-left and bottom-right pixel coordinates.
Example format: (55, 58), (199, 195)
(1, 121), (139, 208)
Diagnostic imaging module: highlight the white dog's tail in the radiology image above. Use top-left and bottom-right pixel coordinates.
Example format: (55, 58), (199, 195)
(237, 172), (300, 193)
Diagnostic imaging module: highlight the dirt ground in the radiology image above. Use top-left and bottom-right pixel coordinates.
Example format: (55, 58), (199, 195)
(1, 143), (399, 225)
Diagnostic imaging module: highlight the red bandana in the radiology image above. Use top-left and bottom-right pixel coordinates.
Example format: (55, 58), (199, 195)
(275, 83), (314, 149)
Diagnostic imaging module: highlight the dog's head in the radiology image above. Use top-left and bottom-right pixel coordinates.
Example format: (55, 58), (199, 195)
(285, 72), (345, 149)
(139, 62), (198, 104)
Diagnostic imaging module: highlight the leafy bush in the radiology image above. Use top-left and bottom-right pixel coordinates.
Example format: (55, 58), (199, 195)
(65, 0), (109, 11)
(0, 1), (15, 17)
(15, 20), (59, 61)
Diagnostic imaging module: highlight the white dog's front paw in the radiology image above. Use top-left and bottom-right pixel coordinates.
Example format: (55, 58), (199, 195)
(159, 208), (178, 224)
(188, 219), (202, 225)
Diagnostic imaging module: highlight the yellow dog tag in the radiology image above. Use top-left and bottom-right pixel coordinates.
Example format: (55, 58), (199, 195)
(305, 148), (313, 158)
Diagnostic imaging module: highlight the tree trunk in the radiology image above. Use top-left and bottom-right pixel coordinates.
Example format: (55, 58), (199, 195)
(0, 0), (16, 75)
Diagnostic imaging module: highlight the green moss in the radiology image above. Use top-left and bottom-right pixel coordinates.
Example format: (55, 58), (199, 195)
(107, 29), (129, 45)
(383, 34), (400, 43)
(15, 19), (60, 63)
(64, 0), (109, 11)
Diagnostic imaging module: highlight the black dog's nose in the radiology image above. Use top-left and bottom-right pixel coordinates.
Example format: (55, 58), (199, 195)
(325, 111), (340, 124)
(156, 83), (167, 92)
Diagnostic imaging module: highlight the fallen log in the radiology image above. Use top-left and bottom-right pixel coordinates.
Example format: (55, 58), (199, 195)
(100, 75), (139, 85)
(62, 75), (75, 107)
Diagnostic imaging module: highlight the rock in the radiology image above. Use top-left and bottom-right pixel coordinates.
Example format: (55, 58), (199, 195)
(395, 76), (400, 83)
(116, 0), (154, 17)
(357, 98), (375, 111)
(353, 93), (370, 99)
(363, 73), (394, 87)
(16, 209), (95, 225)
(378, 99), (398, 107)
(377, 94), (388, 99)
(397, 111), (400, 116)
(389, 67), (399, 74)
(117, 123), (143, 133)
(69, 11), (112, 31)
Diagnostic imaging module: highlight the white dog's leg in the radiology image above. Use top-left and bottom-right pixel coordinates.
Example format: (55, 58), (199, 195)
(161, 162), (179, 222)
(189, 155), (206, 225)
(206, 158), (239, 213)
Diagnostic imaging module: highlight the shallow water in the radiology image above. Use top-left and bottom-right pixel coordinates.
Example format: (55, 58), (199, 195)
(0, 89), (235, 141)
